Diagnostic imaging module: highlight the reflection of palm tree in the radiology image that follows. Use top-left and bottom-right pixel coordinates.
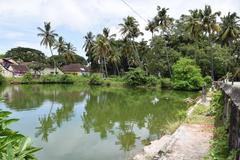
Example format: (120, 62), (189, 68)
(116, 131), (136, 152)
(37, 22), (58, 74)
(35, 115), (56, 142)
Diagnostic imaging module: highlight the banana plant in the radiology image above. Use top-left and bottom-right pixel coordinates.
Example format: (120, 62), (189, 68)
(0, 109), (41, 159)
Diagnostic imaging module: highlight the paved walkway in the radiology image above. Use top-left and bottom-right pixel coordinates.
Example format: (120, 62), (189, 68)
(156, 124), (213, 160)
(133, 97), (213, 160)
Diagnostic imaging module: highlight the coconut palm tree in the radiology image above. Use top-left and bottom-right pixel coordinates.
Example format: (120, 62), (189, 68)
(37, 22), (58, 74)
(64, 42), (76, 63)
(83, 32), (98, 71)
(103, 27), (116, 40)
(199, 5), (221, 80)
(119, 16), (143, 66)
(154, 6), (174, 35)
(152, 6), (174, 77)
(200, 5), (221, 37)
(93, 35), (111, 77)
(219, 12), (240, 46)
(54, 36), (66, 55)
(83, 32), (95, 53)
(182, 9), (202, 40)
(145, 20), (158, 38)
(121, 39), (133, 68)
(108, 49), (121, 75)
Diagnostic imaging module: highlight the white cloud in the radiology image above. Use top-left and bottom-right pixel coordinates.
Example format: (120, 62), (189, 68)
(0, 0), (239, 57)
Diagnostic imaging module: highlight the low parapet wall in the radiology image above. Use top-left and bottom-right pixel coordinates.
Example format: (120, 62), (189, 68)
(215, 81), (240, 154)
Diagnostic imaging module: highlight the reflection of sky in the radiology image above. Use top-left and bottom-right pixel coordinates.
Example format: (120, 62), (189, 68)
(0, 86), (196, 160)
(0, 97), (149, 160)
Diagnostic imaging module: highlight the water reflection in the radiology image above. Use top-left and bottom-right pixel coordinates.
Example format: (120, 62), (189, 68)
(0, 85), (197, 159)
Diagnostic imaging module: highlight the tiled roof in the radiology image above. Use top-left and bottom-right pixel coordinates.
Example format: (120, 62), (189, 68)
(11, 65), (28, 73)
(61, 64), (88, 72)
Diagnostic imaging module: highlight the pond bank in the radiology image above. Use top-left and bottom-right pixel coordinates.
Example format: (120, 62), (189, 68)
(133, 95), (213, 160)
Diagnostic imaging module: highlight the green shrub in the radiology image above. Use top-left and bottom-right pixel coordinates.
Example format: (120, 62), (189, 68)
(124, 68), (147, 86)
(208, 127), (230, 160)
(206, 91), (237, 160)
(89, 74), (103, 85)
(59, 74), (74, 83)
(146, 75), (158, 86)
(22, 72), (33, 83)
(172, 58), (204, 90)
(40, 75), (58, 83)
(204, 76), (212, 87)
(0, 74), (5, 84)
(161, 78), (173, 88)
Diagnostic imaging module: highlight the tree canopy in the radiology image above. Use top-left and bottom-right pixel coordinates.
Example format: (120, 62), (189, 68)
(5, 47), (46, 63)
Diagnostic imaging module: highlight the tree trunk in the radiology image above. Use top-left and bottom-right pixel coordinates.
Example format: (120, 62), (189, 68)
(132, 38), (142, 68)
(166, 49), (172, 78)
(49, 46), (56, 75)
(103, 56), (108, 78)
(100, 59), (104, 78)
(115, 63), (120, 75)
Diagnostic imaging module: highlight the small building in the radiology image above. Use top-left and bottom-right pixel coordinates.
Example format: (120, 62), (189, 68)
(10, 65), (28, 77)
(41, 67), (64, 75)
(61, 64), (89, 75)
(0, 58), (29, 77)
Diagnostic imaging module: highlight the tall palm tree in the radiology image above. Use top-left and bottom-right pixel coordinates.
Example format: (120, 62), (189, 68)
(121, 38), (133, 67)
(103, 27), (116, 40)
(119, 16), (143, 66)
(64, 42), (76, 63)
(153, 6), (174, 77)
(83, 32), (95, 53)
(182, 9), (202, 40)
(219, 12), (240, 46)
(154, 6), (174, 35)
(200, 5), (221, 37)
(199, 5), (221, 80)
(83, 32), (98, 71)
(37, 22), (58, 74)
(93, 35), (111, 77)
(54, 36), (66, 55)
(145, 20), (158, 38)
(108, 49), (121, 75)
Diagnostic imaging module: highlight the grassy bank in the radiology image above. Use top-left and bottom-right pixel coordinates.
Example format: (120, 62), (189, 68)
(5, 74), (164, 88)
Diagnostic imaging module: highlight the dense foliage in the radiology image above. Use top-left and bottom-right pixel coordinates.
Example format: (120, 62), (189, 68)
(22, 72), (33, 83)
(88, 74), (103, 85)
(40, 74), (74, 84)
(0, 4), (239, 89)
(0, 74), (5, 85)
(5, 47), (46, 63)
(0, 110), (41, 159)
(82, 5), (239, 82)
(124, 68), (158, 87)
(172, 58), (204, 90)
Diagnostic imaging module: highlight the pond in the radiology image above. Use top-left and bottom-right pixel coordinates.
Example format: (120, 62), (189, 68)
(0, 85), (197, 160)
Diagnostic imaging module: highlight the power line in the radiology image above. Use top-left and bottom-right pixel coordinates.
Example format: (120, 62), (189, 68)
(120, 0), (148, 23)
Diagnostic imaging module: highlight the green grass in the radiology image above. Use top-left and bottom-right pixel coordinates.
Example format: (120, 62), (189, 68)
(187, 104), (214, 125)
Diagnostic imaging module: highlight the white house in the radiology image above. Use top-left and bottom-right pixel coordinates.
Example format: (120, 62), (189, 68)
(0, 58), (28, 77)
(41, 67), (64, 75)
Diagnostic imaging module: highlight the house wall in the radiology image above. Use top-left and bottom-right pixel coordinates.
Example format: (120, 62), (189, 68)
(0, 65), (13, 77)
(41, 68), (64, 75)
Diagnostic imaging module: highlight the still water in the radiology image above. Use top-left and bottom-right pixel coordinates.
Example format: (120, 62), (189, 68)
(0, 85), (197, 160)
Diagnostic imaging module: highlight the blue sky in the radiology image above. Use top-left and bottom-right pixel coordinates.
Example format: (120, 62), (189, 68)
(0, 0), (239, 58)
